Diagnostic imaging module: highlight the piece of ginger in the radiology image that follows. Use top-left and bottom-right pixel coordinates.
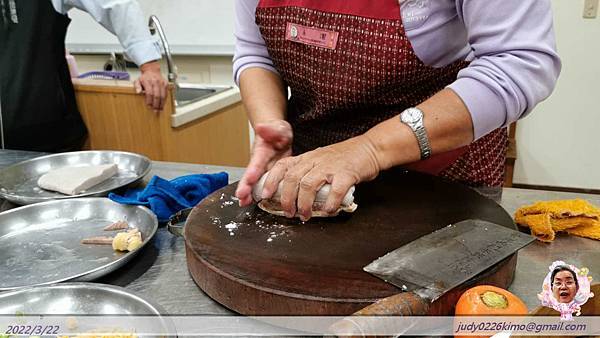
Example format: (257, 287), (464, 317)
(112, 229), (143, 252)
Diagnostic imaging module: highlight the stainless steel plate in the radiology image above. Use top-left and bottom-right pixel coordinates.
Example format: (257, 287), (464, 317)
(0, 151), (151, 205)
(0, 283), (167, 315)
(0, 283), (175, 336)
(0, 198), (158, 291)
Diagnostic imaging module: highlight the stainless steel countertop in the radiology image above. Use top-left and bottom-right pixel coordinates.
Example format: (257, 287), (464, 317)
(1, 150), (599, 314)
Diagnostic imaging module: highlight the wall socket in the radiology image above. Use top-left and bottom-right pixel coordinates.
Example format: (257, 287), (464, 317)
(583, 0), (599, 18)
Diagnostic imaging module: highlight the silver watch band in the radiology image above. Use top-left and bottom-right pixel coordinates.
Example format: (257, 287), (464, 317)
(400, 107), (432, 160)
(414, 124), (431, 159)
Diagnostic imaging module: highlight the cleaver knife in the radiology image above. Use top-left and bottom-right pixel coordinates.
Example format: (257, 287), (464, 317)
(365, 219), (534, 312)
(329, 220), (534, 336)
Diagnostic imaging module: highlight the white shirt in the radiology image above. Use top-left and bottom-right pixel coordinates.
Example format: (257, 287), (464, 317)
(50, 0), (162, 66)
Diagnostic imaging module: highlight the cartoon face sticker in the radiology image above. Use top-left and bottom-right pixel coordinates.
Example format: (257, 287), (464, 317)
(538, 261), (594, 320)
(552, 269), (578, 303)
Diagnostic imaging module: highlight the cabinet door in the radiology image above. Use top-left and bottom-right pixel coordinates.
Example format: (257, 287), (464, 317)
(74, 79), (169, 160)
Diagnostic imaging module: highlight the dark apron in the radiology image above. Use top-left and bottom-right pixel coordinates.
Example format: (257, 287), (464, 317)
(255, 0), (508, 187)
(0, 0), (87, 152)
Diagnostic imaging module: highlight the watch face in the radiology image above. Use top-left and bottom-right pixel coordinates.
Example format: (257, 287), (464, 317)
(401, 109), (423, 124)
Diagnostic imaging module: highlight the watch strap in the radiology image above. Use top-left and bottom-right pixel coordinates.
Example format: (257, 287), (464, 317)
(400, 108), (432, 160)
(414, 123), (431, 159)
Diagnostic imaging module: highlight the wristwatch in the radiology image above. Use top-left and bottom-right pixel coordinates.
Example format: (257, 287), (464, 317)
(400, 107), (432, 160)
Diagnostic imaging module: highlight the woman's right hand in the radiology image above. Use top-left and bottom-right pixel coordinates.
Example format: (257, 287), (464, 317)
(235, 120), (293, 206)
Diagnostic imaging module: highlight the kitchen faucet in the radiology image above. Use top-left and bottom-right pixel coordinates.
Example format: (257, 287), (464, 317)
(148, 15), (178, 85)
(148, 15), (230, 108)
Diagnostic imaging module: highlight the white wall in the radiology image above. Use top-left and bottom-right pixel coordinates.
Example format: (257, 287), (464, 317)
(66, 0), (235, 55)
(514, 0), (600, 189)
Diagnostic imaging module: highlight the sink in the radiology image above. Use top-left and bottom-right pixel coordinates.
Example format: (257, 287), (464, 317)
(175, 83), (233, 107)
(171, 84), (241, 128)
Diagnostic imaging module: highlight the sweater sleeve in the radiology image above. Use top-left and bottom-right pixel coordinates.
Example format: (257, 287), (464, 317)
(232, 0), (279, 86)
(447, 0), (561, 139)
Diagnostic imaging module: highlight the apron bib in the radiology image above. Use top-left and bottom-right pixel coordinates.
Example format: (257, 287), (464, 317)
(0, 0), (87, 152)
(255, 0), (508, 187)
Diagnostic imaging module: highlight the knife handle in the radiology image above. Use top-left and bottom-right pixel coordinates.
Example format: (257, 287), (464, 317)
(328, 292), (429, 337)
(355, 291), (430, 315)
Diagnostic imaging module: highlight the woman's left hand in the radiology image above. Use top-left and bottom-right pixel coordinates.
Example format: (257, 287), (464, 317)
(261, 135), (381, 221)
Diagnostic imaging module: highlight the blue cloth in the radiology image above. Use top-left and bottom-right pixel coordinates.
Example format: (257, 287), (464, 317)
(109, 173), (228, 222)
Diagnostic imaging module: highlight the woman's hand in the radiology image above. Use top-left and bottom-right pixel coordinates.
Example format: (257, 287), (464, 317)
(235, 120), (293, 206)
(261, 135), (381, 221)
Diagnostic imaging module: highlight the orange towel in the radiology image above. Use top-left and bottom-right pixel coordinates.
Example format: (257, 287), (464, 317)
(515, 199), (600, 242)
(566, 223), (600, 240)
(515, 199), (600, 219)
(552, 216), (599, 231)
(519, 213), (554, 242)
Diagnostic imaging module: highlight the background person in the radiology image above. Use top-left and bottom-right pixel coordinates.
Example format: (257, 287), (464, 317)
(0, 0), (168, 152)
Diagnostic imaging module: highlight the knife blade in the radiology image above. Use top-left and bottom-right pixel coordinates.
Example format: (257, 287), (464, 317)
(363, 219), (534, 302)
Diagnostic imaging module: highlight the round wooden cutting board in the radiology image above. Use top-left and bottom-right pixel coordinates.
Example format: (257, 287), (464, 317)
(184, 168), (518, 315)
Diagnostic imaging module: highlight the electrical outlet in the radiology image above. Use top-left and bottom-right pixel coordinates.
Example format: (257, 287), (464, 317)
(583, 0), (598, 18)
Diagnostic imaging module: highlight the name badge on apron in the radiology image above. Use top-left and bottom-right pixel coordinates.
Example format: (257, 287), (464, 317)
(285, 22), (339, 50)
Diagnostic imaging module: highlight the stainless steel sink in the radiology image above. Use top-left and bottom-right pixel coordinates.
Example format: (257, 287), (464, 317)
(175, 84), (233, 107)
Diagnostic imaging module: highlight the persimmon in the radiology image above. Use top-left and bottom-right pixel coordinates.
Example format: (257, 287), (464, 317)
(454, 285), (528, 338)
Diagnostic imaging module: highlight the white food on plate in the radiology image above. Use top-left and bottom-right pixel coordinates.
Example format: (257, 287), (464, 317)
(37, 164), (118, 195)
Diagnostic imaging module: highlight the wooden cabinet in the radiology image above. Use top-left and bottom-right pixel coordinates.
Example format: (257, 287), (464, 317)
(73, 79), (250, 167)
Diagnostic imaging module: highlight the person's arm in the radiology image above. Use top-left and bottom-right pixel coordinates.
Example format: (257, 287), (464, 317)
(233, 0), (295, 206)
(234, 68), (291, 206)
(370, 0), (562, 169)
(363, 89), (471, 172)
(59, 0), (168, 111)
(447, 0), (562, 140)
(232, 0), (286, 125)
(234, 67), (291, 206)
(240, 69), (287, 126)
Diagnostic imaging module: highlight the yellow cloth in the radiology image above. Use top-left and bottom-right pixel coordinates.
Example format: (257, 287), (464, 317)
(527, 213), (555, 242)
(515, 199), (600, 219)
(566, 223), (600, 240)
(514, 199), (600, 242)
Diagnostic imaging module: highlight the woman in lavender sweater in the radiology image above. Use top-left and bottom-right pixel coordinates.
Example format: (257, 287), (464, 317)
(233, 0), (561, 221)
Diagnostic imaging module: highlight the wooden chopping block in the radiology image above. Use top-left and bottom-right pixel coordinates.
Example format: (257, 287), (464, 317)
(183, 168), (519, 316)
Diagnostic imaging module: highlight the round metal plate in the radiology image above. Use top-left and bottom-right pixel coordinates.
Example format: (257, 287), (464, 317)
(0, 283), (176, 337)
(0, 151), (151, 205)
(0, 283), (167, 315)
(0, 198), (158, 291)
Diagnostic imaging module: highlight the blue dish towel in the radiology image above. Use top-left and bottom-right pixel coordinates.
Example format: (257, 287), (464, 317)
(109, 172), (228, 222)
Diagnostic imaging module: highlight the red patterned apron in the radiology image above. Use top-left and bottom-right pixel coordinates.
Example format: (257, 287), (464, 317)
(255, 0), (508, 187)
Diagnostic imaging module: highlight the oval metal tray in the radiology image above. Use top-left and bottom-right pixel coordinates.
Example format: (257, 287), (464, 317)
(0, 198), (158, 291)
(0, 151), (151, 205)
